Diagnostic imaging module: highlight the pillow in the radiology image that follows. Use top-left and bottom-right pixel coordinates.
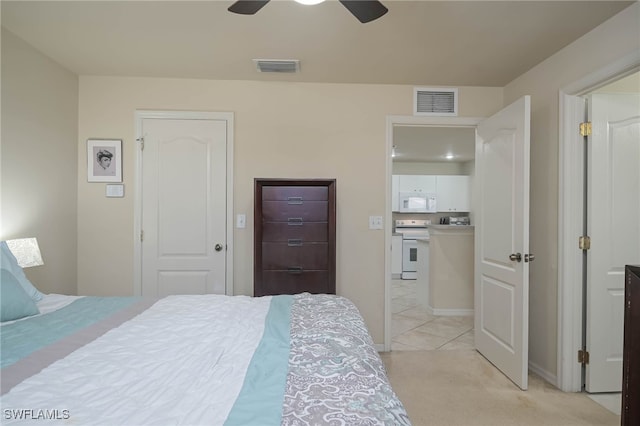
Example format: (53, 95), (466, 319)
(0, 241), (44, 302)
(1, 269), (40, 322)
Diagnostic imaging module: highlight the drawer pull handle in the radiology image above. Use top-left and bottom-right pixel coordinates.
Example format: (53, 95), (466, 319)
(288, 217), (304, 226)
(288, 239), (303, 246)
(287, 267), (303, 274)
(287, 197), (303, 205)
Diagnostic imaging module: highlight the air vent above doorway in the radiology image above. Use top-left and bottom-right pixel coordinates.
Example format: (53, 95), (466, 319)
(413, 88), (458, 116)
(253, 59), (300, 73)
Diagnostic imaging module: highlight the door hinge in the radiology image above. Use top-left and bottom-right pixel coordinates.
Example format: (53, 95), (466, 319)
(137, 137), (145, 151)
(578, 349), (590, 365)
(579, 122), (592, 137)
(140, 230), (144, 242)
(579, 235), (591, 250)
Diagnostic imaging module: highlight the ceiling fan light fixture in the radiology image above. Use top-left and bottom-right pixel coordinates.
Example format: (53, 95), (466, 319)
(228, 0), (387, 23)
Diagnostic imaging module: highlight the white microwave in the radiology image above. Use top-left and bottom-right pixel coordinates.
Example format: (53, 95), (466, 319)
(399, 192), (437, 213)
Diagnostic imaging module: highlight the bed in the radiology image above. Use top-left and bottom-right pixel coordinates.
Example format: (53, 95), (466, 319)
(0, 243), (410, 425)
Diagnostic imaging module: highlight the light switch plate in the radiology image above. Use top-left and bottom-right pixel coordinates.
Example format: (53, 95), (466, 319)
(369, 215), (383, 230)
(236, 214), (246, 229)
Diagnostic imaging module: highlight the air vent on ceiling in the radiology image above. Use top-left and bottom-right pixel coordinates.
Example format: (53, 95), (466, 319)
(413, 87), (458, 116)
(253, 59), (300, 73)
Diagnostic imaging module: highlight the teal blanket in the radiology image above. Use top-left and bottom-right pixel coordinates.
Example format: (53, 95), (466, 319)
(1, 297), (139, 368)
(224, 295), (293, 426)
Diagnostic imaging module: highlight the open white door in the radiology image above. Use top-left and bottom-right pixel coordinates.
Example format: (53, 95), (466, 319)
(586, 93), (640, 392)
(475, 96), (531, 390)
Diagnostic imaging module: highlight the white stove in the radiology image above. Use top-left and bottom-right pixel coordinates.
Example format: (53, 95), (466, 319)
(395, 219), (430, 280)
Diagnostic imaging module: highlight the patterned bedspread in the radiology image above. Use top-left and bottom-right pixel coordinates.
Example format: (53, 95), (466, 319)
(1, 293), (410, 425)
(284, 294), (410, 425)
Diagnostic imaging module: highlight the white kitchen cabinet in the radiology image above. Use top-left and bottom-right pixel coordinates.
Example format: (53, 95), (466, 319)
(392, 174), (471, 212)
(398, 175), (437, 194)
(436, 175), (470, 212)
(391, 234), (403, 278)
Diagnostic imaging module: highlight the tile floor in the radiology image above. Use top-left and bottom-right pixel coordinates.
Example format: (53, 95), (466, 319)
(392, 278), (622, 417)
(391, 278), (474, 351)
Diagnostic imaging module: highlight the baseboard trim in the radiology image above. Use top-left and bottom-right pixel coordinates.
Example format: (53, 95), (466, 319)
(529, 360), (558, 388)
(426, 306), (474, 316)
(375, 343), (386, 352)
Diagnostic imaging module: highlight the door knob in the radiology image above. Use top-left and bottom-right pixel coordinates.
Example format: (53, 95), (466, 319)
(509, 253), (522, 262)
(525, 253), (535, 262)
(215, 244), (223, 252)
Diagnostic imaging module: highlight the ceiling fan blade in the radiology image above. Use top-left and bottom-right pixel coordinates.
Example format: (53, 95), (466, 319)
(339, 0), (388, 23)
(228, 0), (270, 15)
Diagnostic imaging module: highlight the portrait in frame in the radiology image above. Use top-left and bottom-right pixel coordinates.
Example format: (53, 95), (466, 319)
(87, 139), (122, 182)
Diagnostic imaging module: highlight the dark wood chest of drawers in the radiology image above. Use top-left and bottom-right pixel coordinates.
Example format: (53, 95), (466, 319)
(254, 179), (336, 297)
(622, 265), (640, 425)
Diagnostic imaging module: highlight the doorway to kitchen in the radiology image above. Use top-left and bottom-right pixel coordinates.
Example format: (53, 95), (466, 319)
(387, 99), (533, 389)
(386, 118), (478, 352)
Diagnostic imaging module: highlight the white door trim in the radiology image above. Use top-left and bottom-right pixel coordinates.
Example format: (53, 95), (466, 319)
(133, 110), (235, 296)
(557, 50), (640, 392)
(384, 115), (483, 351)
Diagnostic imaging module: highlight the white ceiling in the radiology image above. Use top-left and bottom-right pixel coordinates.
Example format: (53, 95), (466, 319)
(1, 1), (633, 87)
(5, 1), (631, 164)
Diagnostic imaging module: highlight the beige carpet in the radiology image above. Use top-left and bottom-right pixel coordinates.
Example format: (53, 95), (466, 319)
(381, 350), (620, 426)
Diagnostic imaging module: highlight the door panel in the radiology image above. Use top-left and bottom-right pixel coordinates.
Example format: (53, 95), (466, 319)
(141, 118), (227, 297)
(159, 136), (209, 255)
(480, 277), (515, 348)
(586, 93), (640, 392)
(475, 96), (530, 390)
(481, 132), (515, 263)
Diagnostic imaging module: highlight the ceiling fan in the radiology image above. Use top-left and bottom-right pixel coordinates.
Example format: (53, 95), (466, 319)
(228, 0), (388, 24)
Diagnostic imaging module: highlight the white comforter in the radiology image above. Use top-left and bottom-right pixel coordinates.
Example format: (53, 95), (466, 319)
(2, 295), (272, 425)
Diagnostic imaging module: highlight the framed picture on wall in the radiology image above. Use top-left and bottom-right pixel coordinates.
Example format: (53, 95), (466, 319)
(87, 139), (122, 182)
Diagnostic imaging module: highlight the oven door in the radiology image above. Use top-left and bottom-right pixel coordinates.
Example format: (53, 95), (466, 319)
(402, 238), (418, 279)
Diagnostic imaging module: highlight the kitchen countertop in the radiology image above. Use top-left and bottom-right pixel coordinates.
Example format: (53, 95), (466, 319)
(428, 225), (475, 234)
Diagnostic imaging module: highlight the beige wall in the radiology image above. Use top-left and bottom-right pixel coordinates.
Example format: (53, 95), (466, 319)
(504, 3), (640, 378)
(77, 78), (502, 343)
(3, 0), (636, 369)
(1, 29), (78, 295)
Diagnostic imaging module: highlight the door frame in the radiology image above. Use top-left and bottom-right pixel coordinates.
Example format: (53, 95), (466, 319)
(384, 115), (482, 352)
(557, 51), (639, 392)
(133, 110), (235, 296)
